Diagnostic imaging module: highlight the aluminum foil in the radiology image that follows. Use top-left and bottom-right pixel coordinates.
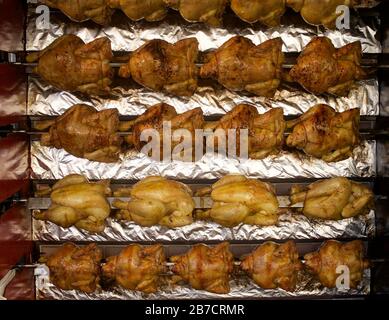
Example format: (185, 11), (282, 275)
(32, 210), (375, 242)
(27, 77), (380, 117)
(31, 140), (376, 180)
(35, 265), (370, 300)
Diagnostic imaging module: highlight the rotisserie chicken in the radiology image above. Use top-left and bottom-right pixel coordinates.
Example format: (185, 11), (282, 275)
(196, 175), (279, 227)
(41, 104), (122, 163)
(34, 174), (111, 233)
(231, 0), (286, 26)
(108, 0), (168, 21)
(289, 177), (374, 220)
(26, 35), (113, 95)
(289, 37), (366, 96)
(102, 244), (166, 293)
(44, 243), (102, 293)
(42, 0), (114, 25)
(119, 38), (199, 96)
(304, 240), (369, 288)
(170, 242), (234, 293)
(241, 241), (302, 291)
(200, 36), (284, 97)
(206, 104), (285, 159)
(112, 176), (195, 228)
(286, 104), (360, 162)
(125, 103), (204, 160)
(164, 0), (228, 26)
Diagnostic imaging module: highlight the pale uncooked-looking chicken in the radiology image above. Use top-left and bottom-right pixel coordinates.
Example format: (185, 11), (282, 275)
(289, 177), (373, 220)
(200, 36), (284, 97)
(108, 0), (168, 21)
(206, 104), (285, 159)
(196, 175), (279, 227)
(304, 240), (369, 288)
(241, 241), (302, 291)
(112, 176), (195, 228)
(26, 35), (113, 96)
(119, 38), (199, 96)
(164, 0), (228, 26)
(171, 242), (234, 293)
(42, 0), (114, 25)
(286, 104), (360, 162)
(125, 103), (204, 160)
(102, 244), (166, 293)
(40, 104), (122, 163)
(231, 0), (286, 26)
(289, 37), (366, 96)
(34, 174), (111, 233)
(44, 243), (102, 293)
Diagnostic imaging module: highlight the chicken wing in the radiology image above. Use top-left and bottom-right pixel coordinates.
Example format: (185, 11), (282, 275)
(26, 35), (113, 95)
(304, 240), (369, 288)
(33, 174), (111, 233)
(44, 243), (102, 293)
(197, 175), (279, 227)
(108, 0), (167, 21)
(42, 0), (113, 25)
(164, 0), (227, 26)
(40, 104), (122, 163)
(289, 37), (366, 96)
(289, 177), (373, 220)
(200, 36), (284, 97)
(170, 242), (234, 293)
(102, 244), (166, 293)
(112, 176), (195, 228)
(286, 104), (360, 162)
(119, 38), (199, 96)
(241, 241), (302, 291)
(231, 0), (286, 26)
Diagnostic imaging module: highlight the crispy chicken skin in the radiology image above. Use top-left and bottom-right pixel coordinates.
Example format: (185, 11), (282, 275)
(241, 241), (302, 291)
(170, 242), (234, 293)
(45, 243), (102, 293)
(26, 35), (113, 96)
(289, 177), (374, 220)
(304, 240), (369, 288)
(102, 244), (166, 293)
(108, 0), (167, 21)
(200, 36), (284, 97)
(286, 104), (360, 162)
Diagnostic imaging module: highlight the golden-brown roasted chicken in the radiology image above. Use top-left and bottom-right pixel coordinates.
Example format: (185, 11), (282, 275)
(119, 38), (199, 96)
(112, 176), (195, 228)
(34, 174), (111, 233)
(44, 243), (102, 293)
(41, 104), (122, 163)
(286, 104), (360, 162)
(164, 0), (228, 26)
(102, 244), (166, 293)
(108, 0), (167, 21)
(42, 0), (114, 25)
(231, 0), (286, 26)
(304, 240), (369, 288)
(241, 241), (302, 291)
(289, 37), (366, 96)
(196, 175), (279, 227)
(289, 177), (374, 220)
(200, 36), (284, 97)
(26, 35), (113, 95)
(171, 242), (234, 293)
(125, 103), (204, 160)
(206, 104), (285, 159)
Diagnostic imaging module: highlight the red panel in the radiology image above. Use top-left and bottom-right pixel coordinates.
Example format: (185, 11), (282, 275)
(0, 133), (29, 180)
(4, 268), (35, 300)
(0, 0), (25, 52)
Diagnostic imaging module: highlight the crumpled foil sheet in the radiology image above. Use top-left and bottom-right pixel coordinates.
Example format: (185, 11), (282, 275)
(32, 210), (375, 242)
(27, 77), (380, 116)
(35, 265), (370, 300)
(26, 7), (381, 53)
(31, 140), (376, 180)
